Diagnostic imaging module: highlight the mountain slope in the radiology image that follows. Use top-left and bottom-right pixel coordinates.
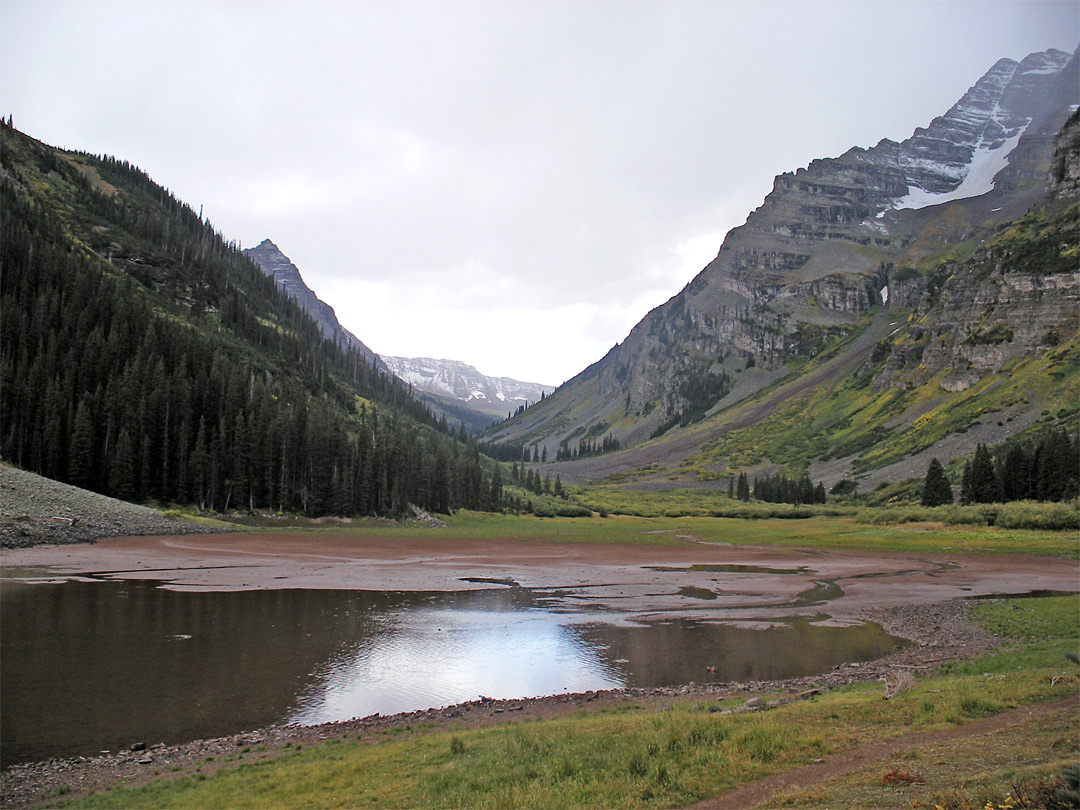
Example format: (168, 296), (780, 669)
(485, 48), (1079, 490)
(0, 123), (500, 517)
(242, 241), (550, 426)
(243, 239), (388, 374)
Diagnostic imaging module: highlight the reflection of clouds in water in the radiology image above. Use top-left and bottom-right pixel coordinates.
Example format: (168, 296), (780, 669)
(290, 607), (621, 724)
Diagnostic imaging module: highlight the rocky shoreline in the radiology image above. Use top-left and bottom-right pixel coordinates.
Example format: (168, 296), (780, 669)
(0, 465), (238, 549)
(0, 599), (998, 809)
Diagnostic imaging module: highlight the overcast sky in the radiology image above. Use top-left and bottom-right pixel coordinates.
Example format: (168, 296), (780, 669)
(2, 2), (1077, 385)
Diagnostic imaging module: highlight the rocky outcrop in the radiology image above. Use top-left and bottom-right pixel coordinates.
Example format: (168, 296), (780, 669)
(487, 48), (1078, 459)
(244, 239), (388, 373)
(879, 258), (1080, 392)
(1048, 110), (1080, 200)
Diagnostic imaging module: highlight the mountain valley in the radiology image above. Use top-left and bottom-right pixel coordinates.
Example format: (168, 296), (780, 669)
(243, 239), (554, 429)
(0, 48), (1077, 516)
(483, 48), (1080, 496)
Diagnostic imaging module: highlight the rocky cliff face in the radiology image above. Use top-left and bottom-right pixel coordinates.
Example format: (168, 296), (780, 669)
(895, 50), (1072, 203)
(243, 239), (388, 373)
(381, 356), (553, 419)
(1048, 110), (1080, 200)
(487, 47), (1079, 463)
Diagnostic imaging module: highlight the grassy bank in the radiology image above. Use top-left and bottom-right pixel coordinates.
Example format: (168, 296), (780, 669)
(50, 595), (1079, 810)
(273, 510), (1079, 558)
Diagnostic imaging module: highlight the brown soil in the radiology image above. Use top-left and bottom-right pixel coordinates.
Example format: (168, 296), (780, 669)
(1, 532), (1077, 808)
(2, 533), (1074, 624)
(688, 695), (1080, 810)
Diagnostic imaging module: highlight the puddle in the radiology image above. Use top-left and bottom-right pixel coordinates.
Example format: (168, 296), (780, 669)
(790, 580), (844, 607)
(458, 577), (520, 587)
(1, 576), (902, 765)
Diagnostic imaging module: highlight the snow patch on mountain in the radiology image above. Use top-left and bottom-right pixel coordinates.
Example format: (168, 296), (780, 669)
(894, 125), (1028, 210)
(381, 356), (555, 417)
(890, 48), (1070, 211)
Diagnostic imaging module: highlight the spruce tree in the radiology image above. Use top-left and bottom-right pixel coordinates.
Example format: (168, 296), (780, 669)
(920, 458), (953, 506)
(68, 400), (95, 490)
(736, 472), (750, 502)
(960, 461), (974, 505)
(969, 444), (1001, 503)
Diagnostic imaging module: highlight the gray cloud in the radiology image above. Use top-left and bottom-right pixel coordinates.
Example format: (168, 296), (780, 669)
(3, 0), (1076, 383)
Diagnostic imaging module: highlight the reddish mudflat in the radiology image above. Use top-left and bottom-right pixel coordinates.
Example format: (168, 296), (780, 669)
(3, 531), (1075, 623)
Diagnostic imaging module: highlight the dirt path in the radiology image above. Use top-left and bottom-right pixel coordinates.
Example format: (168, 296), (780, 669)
(688, 695), (1080, 810)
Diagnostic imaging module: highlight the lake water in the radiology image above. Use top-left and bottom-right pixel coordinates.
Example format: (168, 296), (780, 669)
(0, 577), (903, 764)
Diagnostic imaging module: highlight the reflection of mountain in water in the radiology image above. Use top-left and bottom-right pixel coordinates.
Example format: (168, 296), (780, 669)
(575, 617), (903, 686)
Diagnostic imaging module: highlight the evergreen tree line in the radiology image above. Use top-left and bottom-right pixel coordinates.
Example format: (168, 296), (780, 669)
(479, 440), (548, 464)
(958, 433), (1078, 504)
(555, 434), (621, 461)
(727, 470), (827, 505)
(752, 471), (827, 505)
(0, 124), (495, 516)
(509, 463), (566, 499)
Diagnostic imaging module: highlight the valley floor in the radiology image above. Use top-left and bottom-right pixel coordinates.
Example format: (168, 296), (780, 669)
(3, 527), (1075, 623)
(0, 596), (1017, 808)
(2, 521), (1076, 808)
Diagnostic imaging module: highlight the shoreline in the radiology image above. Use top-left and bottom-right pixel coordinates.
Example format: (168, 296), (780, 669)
(2, 520), (1075, 808)
(0, 597), (998, 808)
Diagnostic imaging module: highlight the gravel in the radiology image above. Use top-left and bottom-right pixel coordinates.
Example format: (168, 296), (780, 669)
(0, 465), (235, 548)
(0, 598), (1001, 809)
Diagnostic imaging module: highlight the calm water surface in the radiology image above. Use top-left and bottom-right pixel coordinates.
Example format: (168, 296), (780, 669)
(1, 578), (903, 764)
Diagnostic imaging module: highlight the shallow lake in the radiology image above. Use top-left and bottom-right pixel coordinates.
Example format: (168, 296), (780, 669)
(0, 577), (904, 764)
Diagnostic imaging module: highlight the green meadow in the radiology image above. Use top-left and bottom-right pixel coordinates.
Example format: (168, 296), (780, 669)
(51, 594), (1079, 810)
(230, 506), (1080, 558)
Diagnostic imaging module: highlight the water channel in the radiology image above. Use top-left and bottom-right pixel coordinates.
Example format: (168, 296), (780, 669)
(1, 576), (904, 764)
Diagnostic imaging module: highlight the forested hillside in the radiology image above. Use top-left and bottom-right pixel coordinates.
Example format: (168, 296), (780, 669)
(0, 122), (499, 516)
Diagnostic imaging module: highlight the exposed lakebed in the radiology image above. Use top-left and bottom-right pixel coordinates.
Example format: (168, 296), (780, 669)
(0, 576), (902, 764)
(5, 530), (1073, 768)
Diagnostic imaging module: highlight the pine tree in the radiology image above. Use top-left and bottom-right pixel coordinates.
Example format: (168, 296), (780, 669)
(736, 472), (750, 502)
(488, 464), (503, 511)
(68, 400), (95, 489)
(960, 461), (974, 505)
(109, 427), (137, 501)
(969, 444), (1001, 503)
(1000, 444), (1030, 502)
(920, 458), (953, 506)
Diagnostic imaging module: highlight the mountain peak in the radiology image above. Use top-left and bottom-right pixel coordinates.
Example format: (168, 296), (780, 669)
(893, 48), (1073, 209)
(244, 240), (387, 372)
(485, 47), (1079, 482)
(381, 356), (554, 419)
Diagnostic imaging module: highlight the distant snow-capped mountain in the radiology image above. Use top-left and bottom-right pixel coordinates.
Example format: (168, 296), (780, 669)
(893, 49), (1072, 209)
(243, 239), (552, 422)
(381, 356), (554, 418)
